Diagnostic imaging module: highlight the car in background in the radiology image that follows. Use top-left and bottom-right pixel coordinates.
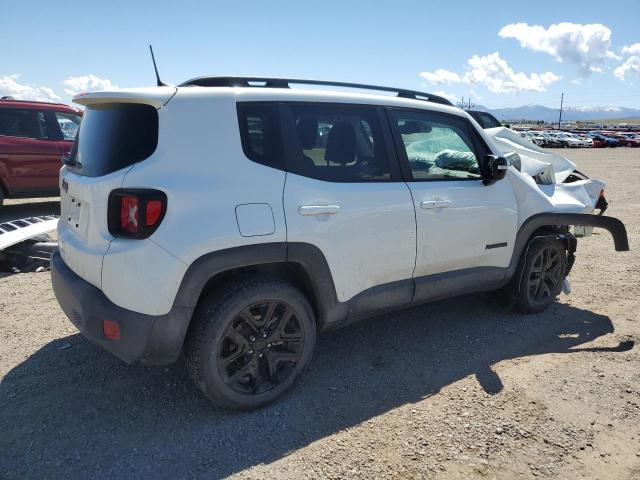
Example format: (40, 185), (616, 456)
(522, 131), (547, 146)
(541, 132), (568, 148)
(563, 132), (592, 148)
(588, 133), (619, 147)
(465, 110), (504, 129)
(591, 136), (607, 148)
(555, 132), (582, 148)
(607, 133), (640, 147)
(0, 97), (82, 207)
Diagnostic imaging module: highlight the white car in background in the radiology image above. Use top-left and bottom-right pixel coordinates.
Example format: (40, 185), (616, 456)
(523, 131), (546, 146)
(563, 132), (592, 148)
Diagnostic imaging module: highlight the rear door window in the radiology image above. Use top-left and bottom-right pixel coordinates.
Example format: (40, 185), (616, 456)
(68, 103), (158, 177)
(0, 108), (50, 139)
(284, 104), (392, 182)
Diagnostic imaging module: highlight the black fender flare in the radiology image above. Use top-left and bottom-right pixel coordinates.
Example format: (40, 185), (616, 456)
(148, 242), (341, 363)
(505, 213), (628, 280)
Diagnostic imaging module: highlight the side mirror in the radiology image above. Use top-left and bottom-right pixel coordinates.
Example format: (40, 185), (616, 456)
(479, 154), (509, 186)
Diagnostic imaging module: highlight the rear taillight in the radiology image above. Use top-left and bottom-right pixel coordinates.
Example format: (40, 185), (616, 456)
(108, 189), (167, 238)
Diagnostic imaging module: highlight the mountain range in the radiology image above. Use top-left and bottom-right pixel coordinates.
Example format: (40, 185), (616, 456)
(475, 104), (640, 122)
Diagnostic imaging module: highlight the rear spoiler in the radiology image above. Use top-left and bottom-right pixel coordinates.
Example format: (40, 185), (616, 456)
(73, 86), (177, 109)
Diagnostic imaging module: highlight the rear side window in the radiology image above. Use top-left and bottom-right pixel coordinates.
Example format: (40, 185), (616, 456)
(0, 108), (49, 139)
(237, 103), (283, 170)
(285, 104), (391, 182)
(69, 103), (158, 177)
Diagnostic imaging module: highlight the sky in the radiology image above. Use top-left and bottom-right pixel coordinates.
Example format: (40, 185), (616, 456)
(2, 0), (639, 109)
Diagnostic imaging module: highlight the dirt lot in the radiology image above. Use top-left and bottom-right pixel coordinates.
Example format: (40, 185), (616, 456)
(1, 148), (639, 479)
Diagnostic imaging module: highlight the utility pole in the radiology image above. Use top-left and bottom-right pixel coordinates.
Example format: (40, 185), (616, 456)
(558, 93), (564, 129)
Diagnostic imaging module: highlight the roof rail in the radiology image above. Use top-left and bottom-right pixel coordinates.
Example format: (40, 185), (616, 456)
(0, 97), (70, 107)
(179, 76), (453, 106)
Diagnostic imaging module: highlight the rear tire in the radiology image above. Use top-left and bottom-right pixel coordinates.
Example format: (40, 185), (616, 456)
(185, 277), (316, 410)
(516, 240), (566, 313)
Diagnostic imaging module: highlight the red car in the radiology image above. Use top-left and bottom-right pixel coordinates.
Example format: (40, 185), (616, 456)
(592, 137), (607, 148)
(614, 133), (640, 147)
(0, 97), (82, 207)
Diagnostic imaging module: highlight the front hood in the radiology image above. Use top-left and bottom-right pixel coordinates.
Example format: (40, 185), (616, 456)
(485, 127), (577, 183)
(484, 127), (605, 215)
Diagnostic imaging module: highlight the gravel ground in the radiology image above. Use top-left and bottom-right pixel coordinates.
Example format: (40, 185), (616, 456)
(1, 148), (639, 479)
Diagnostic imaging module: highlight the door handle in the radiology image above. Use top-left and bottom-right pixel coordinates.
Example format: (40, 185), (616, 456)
(298, 205), (341, 216)
(420, 200), (452, 209)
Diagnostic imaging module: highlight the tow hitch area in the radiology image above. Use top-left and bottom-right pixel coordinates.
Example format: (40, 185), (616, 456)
(0, 216), (59, 273)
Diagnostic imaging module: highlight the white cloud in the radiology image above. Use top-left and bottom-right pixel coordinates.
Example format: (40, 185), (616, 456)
(433, 90), (457, 102)
(62, 74), (117, 96)
(419, 68), (461, 85)
(615, 43), (640, 80)
(462, 52), (561, 94)
(0, 74), (61, 101)
(468, 88), (484, 101)
(622, 43), (640, 55)
(615, 56), (640, 80)
(498, 22), (618, 75)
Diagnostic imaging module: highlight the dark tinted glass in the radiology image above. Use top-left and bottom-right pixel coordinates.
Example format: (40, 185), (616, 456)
(237, 103), (283, 170)
(0, 108), (49, 138)
(69, 103), (158, 177)
(286, 104), (391, 182)
(391, 110), (482, 181)
(480, 112), (502, 129)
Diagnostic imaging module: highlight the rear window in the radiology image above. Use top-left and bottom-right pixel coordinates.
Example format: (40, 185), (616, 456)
(68, 103), (158, 177)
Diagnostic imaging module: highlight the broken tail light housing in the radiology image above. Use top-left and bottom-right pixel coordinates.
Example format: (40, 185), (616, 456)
(108, 189), (167, 238)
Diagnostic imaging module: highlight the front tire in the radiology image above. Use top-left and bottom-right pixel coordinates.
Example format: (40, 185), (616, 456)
(516, 240), (566, 313)
(185, 277), (316, 410)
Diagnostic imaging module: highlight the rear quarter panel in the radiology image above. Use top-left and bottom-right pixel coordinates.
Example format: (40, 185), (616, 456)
(107, 89), (287, 314)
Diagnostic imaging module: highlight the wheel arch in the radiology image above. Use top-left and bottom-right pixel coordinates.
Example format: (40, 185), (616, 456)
(173, 242), (343, 334)
(506, 212), (628, 281)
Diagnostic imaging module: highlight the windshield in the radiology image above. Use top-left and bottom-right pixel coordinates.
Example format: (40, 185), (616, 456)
(68, 103), (158, 177)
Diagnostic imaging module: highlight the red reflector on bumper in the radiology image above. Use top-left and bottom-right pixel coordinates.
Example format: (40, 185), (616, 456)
(102, 320), (121, 340)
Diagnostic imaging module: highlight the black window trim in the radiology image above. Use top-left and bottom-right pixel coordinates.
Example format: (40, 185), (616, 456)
(45, 110), (64, 141)
(384, 106), (491, 183)
(278, 101), (404, 183)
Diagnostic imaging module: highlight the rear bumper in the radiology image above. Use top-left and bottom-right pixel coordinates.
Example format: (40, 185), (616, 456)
(51, 249), (192, 365)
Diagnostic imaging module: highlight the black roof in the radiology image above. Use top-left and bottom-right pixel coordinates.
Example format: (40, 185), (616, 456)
(179, 76), (453, 106)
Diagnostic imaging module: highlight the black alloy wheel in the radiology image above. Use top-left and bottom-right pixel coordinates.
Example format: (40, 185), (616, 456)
(217, 300), (305, 395)
(185, 277), (316, 410)
(526, 245), (564, 307)
(517, 240), (566, 313)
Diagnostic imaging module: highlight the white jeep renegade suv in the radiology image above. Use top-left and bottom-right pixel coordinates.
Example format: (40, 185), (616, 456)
(51, 77), (628, 410)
